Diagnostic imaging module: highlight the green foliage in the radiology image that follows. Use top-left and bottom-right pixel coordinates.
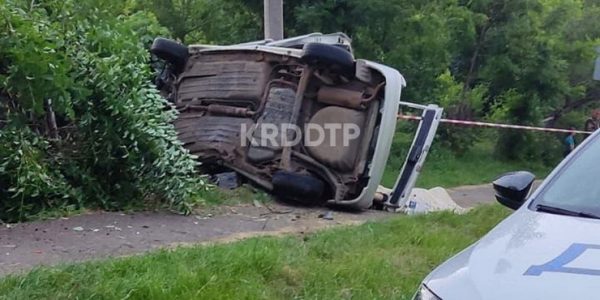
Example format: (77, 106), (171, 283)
(464, 0), (599, 158)
(139, 0), (261, 44)
(198, 0), (599, 159)
(0, 125), (82, 221)
(139, 0), (211, 42)
(434, 71), (487, 154)
(0, 0), (208, 222)
(189, 0), (598, 157)
(382, 128), (553, 188)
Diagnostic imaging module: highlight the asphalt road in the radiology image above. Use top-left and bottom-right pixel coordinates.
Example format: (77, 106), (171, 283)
(0, 182), (513, 277)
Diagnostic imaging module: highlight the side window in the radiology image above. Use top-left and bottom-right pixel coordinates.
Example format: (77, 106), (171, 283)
(534, 136), (600, 212)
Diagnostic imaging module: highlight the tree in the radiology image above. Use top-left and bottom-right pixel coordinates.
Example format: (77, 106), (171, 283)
(138, 0), (263, 44)
(139, 0), (211, 42)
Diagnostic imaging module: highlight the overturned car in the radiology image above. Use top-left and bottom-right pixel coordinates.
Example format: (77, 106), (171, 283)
(151, 33), (442, 210)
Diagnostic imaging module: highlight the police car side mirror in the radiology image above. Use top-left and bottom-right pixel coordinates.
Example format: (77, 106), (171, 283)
(493, 171), (535, 210)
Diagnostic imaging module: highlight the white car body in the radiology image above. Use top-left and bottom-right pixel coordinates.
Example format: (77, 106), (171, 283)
(190, 34), (406, 209)
(156, 33), (443, 210)
(420, 130), (600, 299)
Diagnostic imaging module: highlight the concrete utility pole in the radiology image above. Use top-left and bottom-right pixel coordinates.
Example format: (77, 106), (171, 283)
(264, 0), (284, 40)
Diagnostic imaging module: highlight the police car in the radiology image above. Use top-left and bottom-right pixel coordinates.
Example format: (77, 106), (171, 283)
(415, 130), (600, 299)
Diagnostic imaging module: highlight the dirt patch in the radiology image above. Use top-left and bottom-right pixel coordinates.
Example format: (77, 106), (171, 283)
(447, 180), (542, 208)
(0, 201), (389, 277)
(0, 182), (511, 277)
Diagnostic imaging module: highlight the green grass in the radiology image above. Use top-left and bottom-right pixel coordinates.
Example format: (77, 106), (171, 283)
(0, 205), (511, 299)
(202, 184), (273, 206)
(382, 132), (554, 188)
(0, 129), (545, 298)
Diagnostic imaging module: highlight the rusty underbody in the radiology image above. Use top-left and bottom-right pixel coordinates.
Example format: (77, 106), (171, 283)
(161, 48), (386, 206)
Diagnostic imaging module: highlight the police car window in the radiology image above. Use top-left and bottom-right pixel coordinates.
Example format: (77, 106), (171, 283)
(536, 137), (600, 213)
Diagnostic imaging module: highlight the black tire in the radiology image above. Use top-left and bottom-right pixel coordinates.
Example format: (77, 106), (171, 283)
(301, 43), (355, 77)
(272, 171), (325, 205)
(151, 38), (188, 72)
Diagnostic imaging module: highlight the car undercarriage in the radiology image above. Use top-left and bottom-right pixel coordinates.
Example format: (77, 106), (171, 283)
(151, 33), (442, 210)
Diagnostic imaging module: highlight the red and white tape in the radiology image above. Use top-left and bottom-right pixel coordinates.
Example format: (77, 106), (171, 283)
(398, 114), (593, 135)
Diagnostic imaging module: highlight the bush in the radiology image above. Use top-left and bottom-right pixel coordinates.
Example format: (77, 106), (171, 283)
(0, 125), (82, 221)
(0, 0), (209, 222)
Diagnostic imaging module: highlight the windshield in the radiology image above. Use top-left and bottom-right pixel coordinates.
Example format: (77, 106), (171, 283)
(532, 134), (600, 216)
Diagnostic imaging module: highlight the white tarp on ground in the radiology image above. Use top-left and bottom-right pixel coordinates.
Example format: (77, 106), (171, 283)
(376, 186), (467, 214)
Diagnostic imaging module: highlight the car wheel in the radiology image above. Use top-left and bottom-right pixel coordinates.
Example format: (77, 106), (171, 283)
(301, 43), (355, 77)
(272, 171), (325, 205)
(150, 37), (189, 73)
